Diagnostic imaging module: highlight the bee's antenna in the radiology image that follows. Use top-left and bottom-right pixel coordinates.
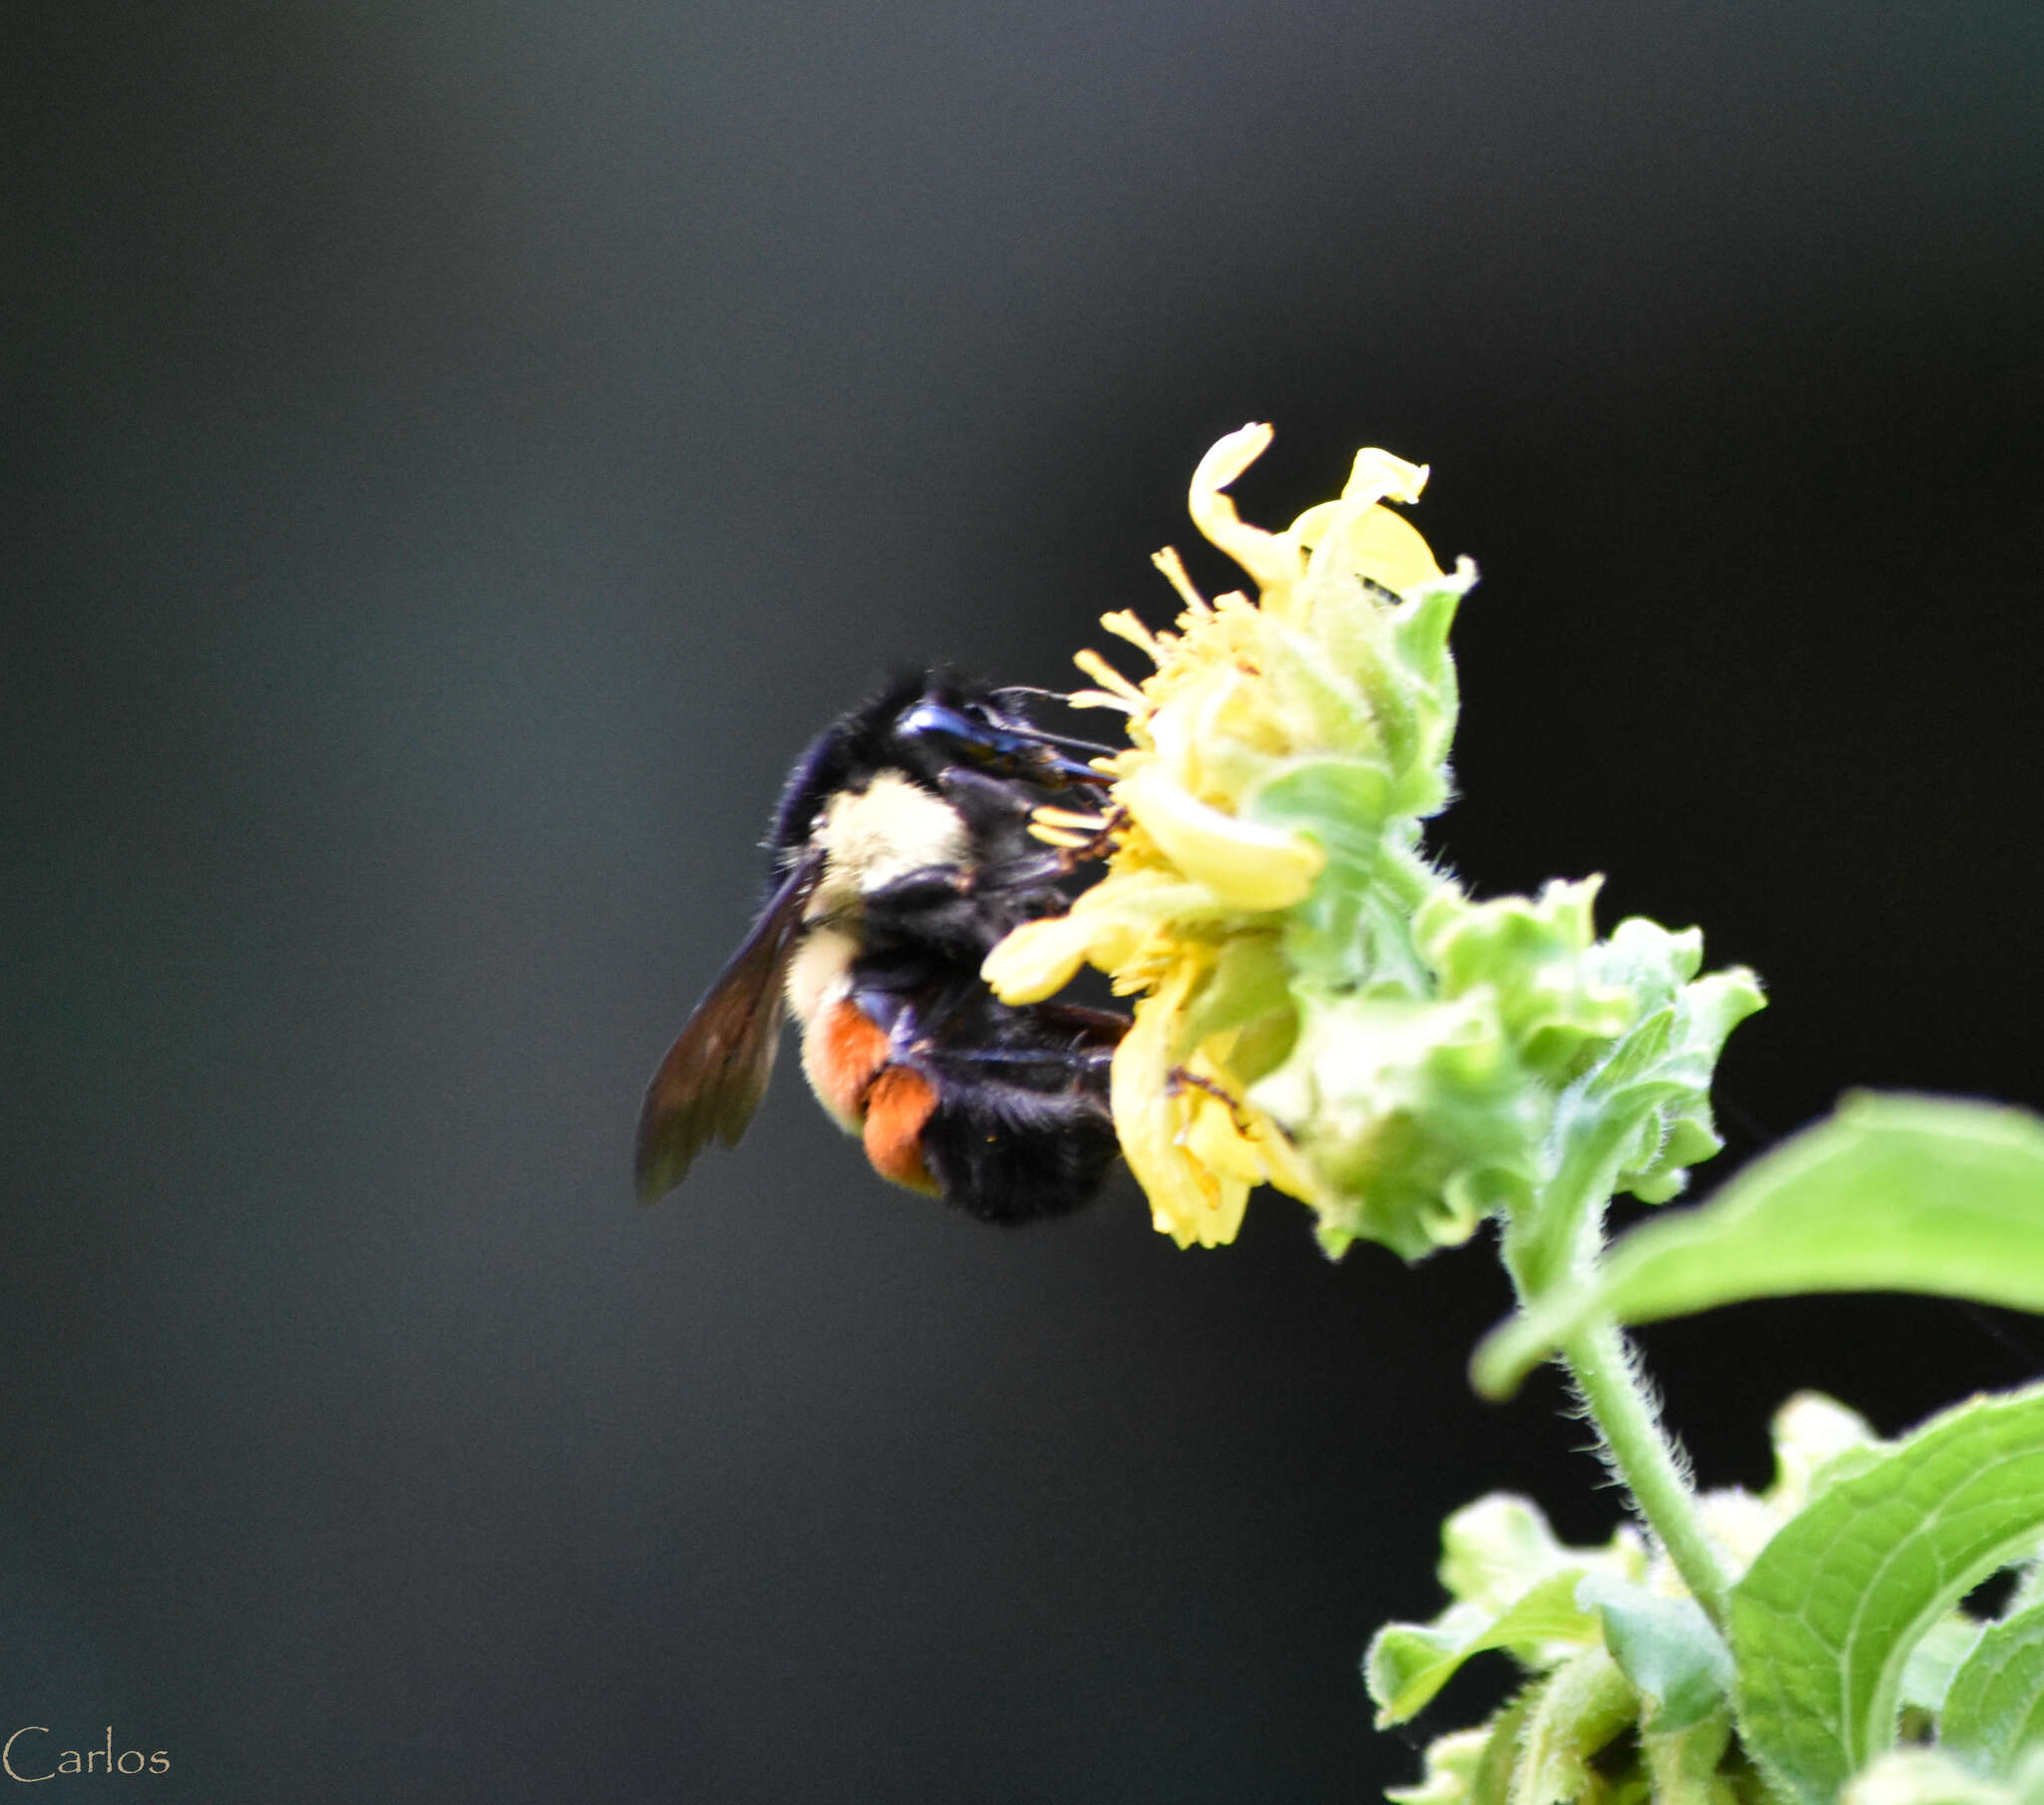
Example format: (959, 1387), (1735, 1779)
(986, 689), (1121, 757)
(1011, 724), (1121, 757)
(989, 684), (1068, 703)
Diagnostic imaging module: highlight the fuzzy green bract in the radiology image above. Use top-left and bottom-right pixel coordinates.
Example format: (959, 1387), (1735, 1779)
(1366, 1496), (1638, 1727)
(1249, 837), (1764, 1263)
(1574, 1573), (1734, 1735)
(1228, 547), (1765, 1261)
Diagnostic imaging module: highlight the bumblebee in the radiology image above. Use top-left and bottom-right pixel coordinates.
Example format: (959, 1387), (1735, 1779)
(635, 674), (1128, 1223)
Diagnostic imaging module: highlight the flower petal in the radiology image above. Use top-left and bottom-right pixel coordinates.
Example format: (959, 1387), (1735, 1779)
(1338, 505), (1444, 596)
(1183, 1088), (1265, 1184)
(980, 915), (1096, 1002)
(1341, 447), (1430, 509)
(1119, 763), (1325, 911)
(1111, 979), (1208, 1242)
(1188, 423), (1304, 601)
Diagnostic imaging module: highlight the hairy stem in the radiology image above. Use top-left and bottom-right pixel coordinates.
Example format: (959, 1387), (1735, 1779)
(1498, 1093), (1731, 1625)
(1504, 1109), (1638, 1299)
(1560, 1322), (1732, 1631)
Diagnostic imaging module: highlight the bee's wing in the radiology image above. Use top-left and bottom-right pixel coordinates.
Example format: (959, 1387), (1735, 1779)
(634, 850), (824, 1203)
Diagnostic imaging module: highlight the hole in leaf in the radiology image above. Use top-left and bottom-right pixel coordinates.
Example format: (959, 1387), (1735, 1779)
(1960, 1566), (2023, 1621)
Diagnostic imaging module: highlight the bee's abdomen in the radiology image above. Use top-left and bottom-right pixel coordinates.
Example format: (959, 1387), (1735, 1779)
(861, 1068), (940, 1195)
(802, 998), (890, 1131)
(799, 997), (942, 1195)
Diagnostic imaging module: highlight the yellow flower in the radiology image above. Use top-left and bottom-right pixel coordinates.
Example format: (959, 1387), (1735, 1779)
(984, 424), (1450, 1246)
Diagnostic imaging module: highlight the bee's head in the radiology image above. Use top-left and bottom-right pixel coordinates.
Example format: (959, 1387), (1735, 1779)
(766, 672), (1108, 865)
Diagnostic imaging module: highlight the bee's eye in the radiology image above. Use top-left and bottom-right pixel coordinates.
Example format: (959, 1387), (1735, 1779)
(898, 700), (992, 745)
(894, 697), (1099, 789)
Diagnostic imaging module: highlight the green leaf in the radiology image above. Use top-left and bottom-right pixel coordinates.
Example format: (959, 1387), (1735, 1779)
(1472, 1692), (1536, 1805)
(1502, 924), (1762, 1299)
(1729, 1385), (2044, 1805)
(1437, 1494), (1646, 1615)
(1250, 990), (1546, 1263)
(1944, 1599), (2044, 1778)
(1575, 1573), (1734, 1733)
(1250, 756), (1412, 994)
(1474, 1094), (2044, 1399)
(1384, 569), (1470, 800)
(1177, 929), (1292, 1048)
(1368, 1572), (1598, 1726)
(1415, 878), (1637, 1084)
(1514, 1644), (1639, 1805)
(1901, 1612), (1985, 1715)
(1642, 1711), (1735, 1805)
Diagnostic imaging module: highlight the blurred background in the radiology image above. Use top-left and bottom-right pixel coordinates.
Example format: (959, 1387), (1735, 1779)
(5, 0), (2042, 1797)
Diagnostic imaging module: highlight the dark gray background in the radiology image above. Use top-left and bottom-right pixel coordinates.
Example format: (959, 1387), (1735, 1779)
(6, 1), (2042, 1798)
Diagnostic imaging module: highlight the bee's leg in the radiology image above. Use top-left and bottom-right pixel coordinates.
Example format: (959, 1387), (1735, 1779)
(1168, 1066), (1254, 1132)
(969, 849), (1095, 892)
(860, 867), (1008, 961)
(1035, 806), (1125, 875)
(914, 1045), (1116, 1074)
(1027, 1000), (1132, 1047)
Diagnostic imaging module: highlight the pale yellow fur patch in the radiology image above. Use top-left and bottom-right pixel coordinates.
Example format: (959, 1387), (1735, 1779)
(786, 772), (967, 1134)
(809, 773), (967, 915)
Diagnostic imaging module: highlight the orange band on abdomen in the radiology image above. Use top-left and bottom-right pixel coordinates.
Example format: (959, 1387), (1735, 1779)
(808, 999), (892, 1125)
(862, 1067), (940, 1195)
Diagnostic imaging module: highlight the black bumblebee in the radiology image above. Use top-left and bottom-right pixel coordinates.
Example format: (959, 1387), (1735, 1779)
(635, 674), (1128, 1223)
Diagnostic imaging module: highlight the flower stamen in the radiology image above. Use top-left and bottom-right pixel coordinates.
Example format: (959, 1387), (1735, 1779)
(1071, 650), (1146, 706)
(1066, 688), (1137, 714)
(1030, 803), (1129, 869)
(1150, 547), (1210, 616)
(1100, 610), (1167, 665)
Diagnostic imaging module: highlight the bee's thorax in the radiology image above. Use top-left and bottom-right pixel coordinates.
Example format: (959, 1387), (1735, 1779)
(806, 772), (968, 916)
